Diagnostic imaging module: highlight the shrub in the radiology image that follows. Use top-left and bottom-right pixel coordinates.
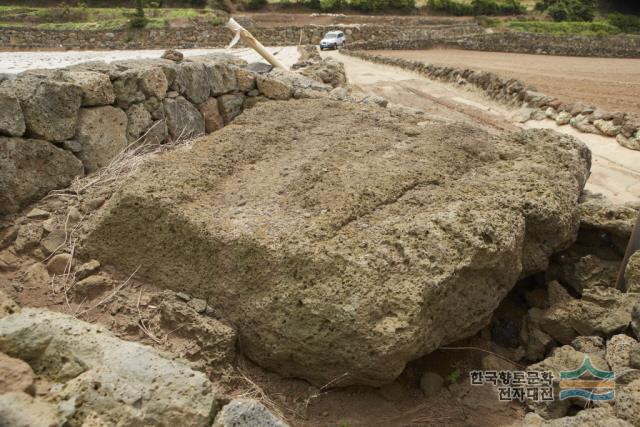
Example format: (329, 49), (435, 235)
(536, 0), (596, 22)
(246, 0), (268, 9)
(428, 0), (524, 16)
(608, 12), (640, 33)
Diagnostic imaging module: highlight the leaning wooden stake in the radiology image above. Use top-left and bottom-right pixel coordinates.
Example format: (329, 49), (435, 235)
(616, 211), (640, 292)
(225, 17), (287, 70)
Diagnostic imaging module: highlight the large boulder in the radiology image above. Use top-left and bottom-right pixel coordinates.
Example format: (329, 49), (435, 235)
(61, 71), (115, 107)
(527, 345), (609, 419)
(171, 61), (210, 105)
(81, 99), (590, 386)
(76, 106), (128, 173)
(0, 137), (84, 215)
(0, 76), (82, 142)
(163, 96), (205, 141)
(0, 308), (217, 426)
(257, 69), (330, 101)
(299, 58), (347, 88)
(540, 287), (640, 344)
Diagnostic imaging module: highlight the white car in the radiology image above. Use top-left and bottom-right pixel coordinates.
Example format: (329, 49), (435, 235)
(319, 31), (346, 50)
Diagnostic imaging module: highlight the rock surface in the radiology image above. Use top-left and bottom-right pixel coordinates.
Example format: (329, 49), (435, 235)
(0, 137), (84, 215)
(0, 391), (62, 427)
(0, 308), (217, 427)
(163, 96), (205, 141)
(0, 92), (25, 136)
(81, 99), (590, 386)
(213, 399), (288, 427)
(76, 106), (128, 173)
(521, 407), (632, 426)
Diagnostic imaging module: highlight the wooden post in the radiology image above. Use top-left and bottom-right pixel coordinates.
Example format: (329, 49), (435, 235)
(616, 211), (640, 292)
(225, 18), (287, 70)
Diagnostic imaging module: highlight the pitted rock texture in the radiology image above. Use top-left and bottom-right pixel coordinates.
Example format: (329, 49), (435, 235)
(82, 99), (590, 386)
(0, 308), (217, 427)
(0, 137), (84, 215)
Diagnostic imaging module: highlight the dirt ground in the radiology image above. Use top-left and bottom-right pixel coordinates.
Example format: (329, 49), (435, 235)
(371, 48), (640, 117)
(326, 50), (640, 204)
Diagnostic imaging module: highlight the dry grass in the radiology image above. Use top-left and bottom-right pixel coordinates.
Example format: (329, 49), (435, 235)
(43, 124), (199, 317)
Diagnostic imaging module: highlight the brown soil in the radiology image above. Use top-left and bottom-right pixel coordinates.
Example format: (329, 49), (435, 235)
(372, 48), (640, 116)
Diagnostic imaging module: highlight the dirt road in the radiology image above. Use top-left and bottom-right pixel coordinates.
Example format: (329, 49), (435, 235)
(326, 50), (640, 204)
(372, 48), (640, 117)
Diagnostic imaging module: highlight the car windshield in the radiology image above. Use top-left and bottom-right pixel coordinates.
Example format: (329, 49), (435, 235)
(324, 33), (337, 39)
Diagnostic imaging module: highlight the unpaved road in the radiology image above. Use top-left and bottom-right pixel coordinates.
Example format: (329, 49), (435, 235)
(326, 50), (640, 204)
(0, 46), (299, 74)
(372, 48), (640, 117)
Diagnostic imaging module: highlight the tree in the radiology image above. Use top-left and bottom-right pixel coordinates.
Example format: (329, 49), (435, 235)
(130, 0), (148, 28)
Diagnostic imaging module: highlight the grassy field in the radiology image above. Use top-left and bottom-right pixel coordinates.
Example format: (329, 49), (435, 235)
(0, 5), (225, 30)
(398, 0), (538, 9)
(501, 19), (623, 35)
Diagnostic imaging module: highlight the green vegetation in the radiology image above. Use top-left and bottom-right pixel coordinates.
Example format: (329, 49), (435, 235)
(425, 0), (525, 15)
(273, 0), (415, 11)
(504, 19), (621, 35)
(0, 5), (226, 31)
(130, 0), (149, 28)
(608, 12), (640, 34)
(534, 0), (596, 21)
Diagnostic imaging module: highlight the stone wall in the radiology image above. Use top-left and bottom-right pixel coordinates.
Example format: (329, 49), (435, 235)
(340, 49), (640, 151)
(345, 32), (640, 59)
(0, 50), (342, 216)
(0, 23), (481, 50)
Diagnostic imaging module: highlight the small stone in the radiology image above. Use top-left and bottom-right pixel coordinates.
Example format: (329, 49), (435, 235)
(161, 49), (184, 62)
(176, 292), (191, 302)
(46, 253), (72, 275)
(419, 372), (444, 397)
(187, 298), (207, 314)
(213, 399), (287, 427)
(14, 223), (43, 253)
(67, 206), (82, 224)
(0, 352), (35, 395)
(166, 91), (179, 98)
(75, 260), (101, 281)
(62, 140), (82, 153)
(23, 263), (50, 287)
(73, 275), (113, 300)
(25, 208), (49, 220)
(0, 226), (18, 250)
(571, 336), (605, 358)
(84, 197), (106, 211)
(0, 249), (20, 272)
(40, 229), (66, 256)
(41, 218), (56, 234)
(606, 334), (639, 373)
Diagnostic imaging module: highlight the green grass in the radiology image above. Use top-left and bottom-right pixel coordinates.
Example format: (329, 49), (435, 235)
(504, 19), (623, 35)
(0, 6), (225, 31)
